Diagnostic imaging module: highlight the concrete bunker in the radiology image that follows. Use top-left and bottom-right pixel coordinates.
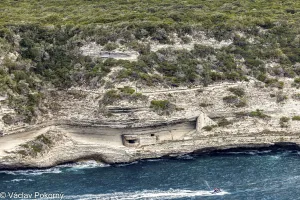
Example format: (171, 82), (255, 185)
(122, 133), (158, 147)
(122, 135), (140, 147)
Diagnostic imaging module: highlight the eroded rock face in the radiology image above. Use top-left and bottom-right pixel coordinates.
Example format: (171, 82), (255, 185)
(1, 79), (300, 169)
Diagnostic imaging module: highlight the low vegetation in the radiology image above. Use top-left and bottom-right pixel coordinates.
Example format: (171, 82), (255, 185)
(279, 117), (290, 128)
(1, 0), (300, 123)
(223, 95), (247, 107)
(276, 92), (288, 103)
(199, 103), (213, 107)
(292, 93), (300, 100)
(202, 125), (217, 131)
(100, 86), (147, 105)
(292, 77), (300, 88)
(217, 117), (232, 127)
(249, 109), (270, 119)
(18, 134), (53, 157)
(228, 87), (245, 97)
(150, 100), (177, 115)
(292, 116), (300, 121)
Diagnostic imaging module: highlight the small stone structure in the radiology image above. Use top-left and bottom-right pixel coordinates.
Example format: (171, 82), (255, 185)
(196, 112), (217, 132)
(122, 135), (140, 147)
(122, 133), (157, 147)
(121, 112), (215, 147)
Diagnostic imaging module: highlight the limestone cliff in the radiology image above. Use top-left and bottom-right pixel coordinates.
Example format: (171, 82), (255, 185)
(0, 78), (300, 169)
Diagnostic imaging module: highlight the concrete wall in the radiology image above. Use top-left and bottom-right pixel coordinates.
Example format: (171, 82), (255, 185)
(60, 121), (196, 147)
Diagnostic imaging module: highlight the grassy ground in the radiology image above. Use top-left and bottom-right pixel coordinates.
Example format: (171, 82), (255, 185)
(0, 0), (299, 28)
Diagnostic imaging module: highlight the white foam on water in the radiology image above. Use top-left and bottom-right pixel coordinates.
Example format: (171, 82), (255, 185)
(0, 167), (62, 176)
(176, 154), (195, 160)
(225, 150), (272, 155)
(4, 178), (33, 182)
(64, 189), (230, 200)
(269, 155), (281, 160)
(0, 161), (111, 175)
(63, 161), (110, 171)
(145, 159), (165, 162)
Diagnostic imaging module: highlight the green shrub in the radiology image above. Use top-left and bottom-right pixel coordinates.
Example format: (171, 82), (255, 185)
(217, 117), (232, 127)
(2, 114), (14, 125)
(150, 100), (176, 115)
(276, 92), (288, 103)
(150, 100), (171, 110)
(36, 134), (52, 145)
(101, 87), (147, 105)
(200, 103), (213, 107)
(118, 86), (135, 95)
(280, 117), (290, 128)
(202, 125), (214, 131)
(292, 116), (300, 121)
(228, 87), (245, 97)
(264, 78), (284, 89)
(223, 95), (239, 104)
(292, 77), (300, 88)
(223, 95), (247, 107)
(101, 90), (121, 105)
(292, 93), (300, 100)
(103, 42), (119, 51)
(235, 98), (247, 107)
(249, 109), (270, 119)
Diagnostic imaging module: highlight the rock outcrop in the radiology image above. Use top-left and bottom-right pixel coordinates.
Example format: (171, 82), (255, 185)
(0, 79), (300, 169)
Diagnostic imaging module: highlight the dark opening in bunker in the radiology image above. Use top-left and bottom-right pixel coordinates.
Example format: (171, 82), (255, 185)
(151, 134), (155, 137)
(128, 139), (137, 144)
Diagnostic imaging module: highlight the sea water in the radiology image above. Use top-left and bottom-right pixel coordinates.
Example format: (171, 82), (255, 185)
(0, 149), (300, 200)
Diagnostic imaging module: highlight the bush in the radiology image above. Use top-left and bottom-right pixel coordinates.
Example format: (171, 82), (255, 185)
(150, 100), (176, 115)
(280, 117), (290, 128)
(228, 87), (245, 97)
(217, 117), (232, 127)
(292, 93), (300, 100)
(223, 95), (239, 104)
(100, 87), (147, 105)
(199, 103), (213, 107)
(118, 86), (135, 95)
(292, 77), (300, 88)
(101, 90), (121, 105)
(2, 114), (14, 125)
(292, 116), (300, 121)
(249, 109), (270, 119)
(276, 92), (288, 103)
(103, 42), (119, 51)
(223, 95), (247, 107)
(150, 100), (171, 110)
(202, 125), (215, 131)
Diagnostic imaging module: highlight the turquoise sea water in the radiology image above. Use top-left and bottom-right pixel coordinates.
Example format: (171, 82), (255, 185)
(0, 149), (300, 200)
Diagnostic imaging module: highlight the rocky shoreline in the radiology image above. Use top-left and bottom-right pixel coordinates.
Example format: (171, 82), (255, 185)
(0, 119), (300, 170)
(0, 140), (299, 171)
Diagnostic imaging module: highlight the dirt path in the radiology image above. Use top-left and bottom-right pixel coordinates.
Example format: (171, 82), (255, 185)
(0, 127), (50, 156)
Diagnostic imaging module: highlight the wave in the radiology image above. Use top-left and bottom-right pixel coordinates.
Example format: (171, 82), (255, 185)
(223, 150), (274, 155)
(4, 178), (33, 182)
(0, 167), (62, 176)
(62, 161), (110, 171)
(64, 189), (230, 200)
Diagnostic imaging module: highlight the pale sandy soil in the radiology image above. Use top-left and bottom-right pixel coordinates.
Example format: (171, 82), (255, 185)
(0, 127), (50, 156)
